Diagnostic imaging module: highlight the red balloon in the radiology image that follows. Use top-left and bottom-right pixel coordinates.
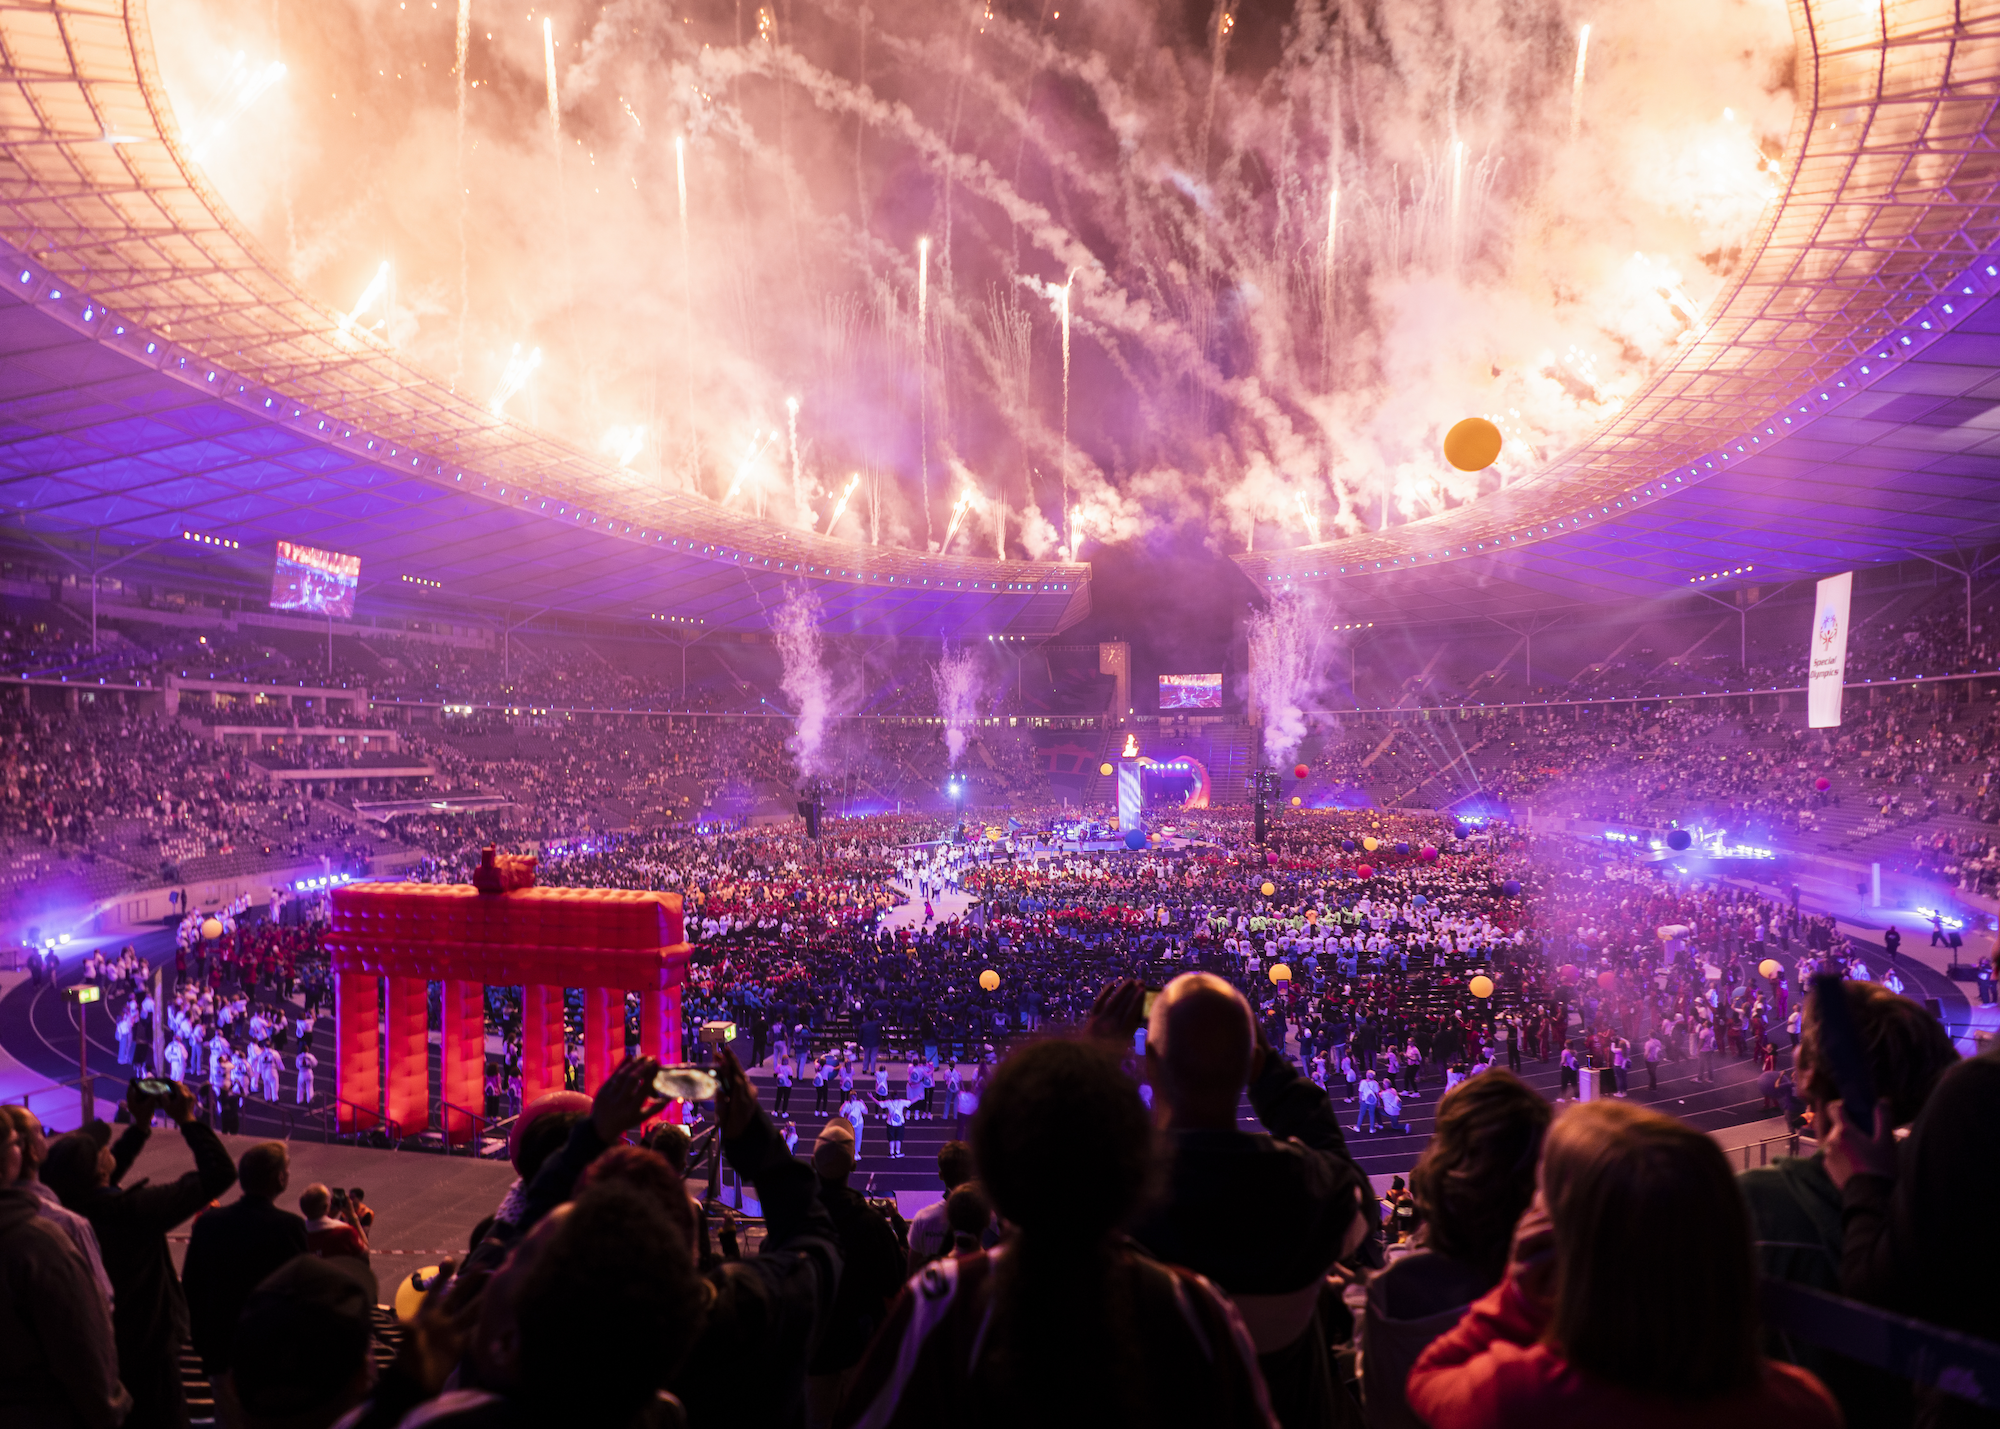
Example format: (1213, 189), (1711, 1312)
(1558, 963), (1579, 982)
(1418, 846), (1439, 862)
(1814, 776), (1830, 791)
(1597, 969), (1617, 991)
(1293, 763), (1310, 779)
(1355, 864), (1374, 879)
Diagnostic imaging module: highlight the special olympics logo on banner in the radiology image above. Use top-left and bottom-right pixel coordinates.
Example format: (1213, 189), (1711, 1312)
(1817, 608), (1840, 654)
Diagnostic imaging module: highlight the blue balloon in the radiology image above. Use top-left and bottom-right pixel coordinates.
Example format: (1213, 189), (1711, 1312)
(1341, 839), (1357, 853)
(1666, 828), (1692, 851)
(1411, 893), (1427, 908)
(1124, 828), (1147, 850)
(1501, 879), (1522, 897)
(1394, 842), (1411, 856)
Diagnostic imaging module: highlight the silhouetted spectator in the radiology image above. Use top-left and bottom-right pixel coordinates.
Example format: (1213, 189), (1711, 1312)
(43, 1079), (235, 1429)
(1409, 1100), (1840, 1429)
(0, 1109), (130, 1429)
(226, 1256), (376, 1429)
(1742, 979), (1955, 1427)
(1363, 1069), (1549, 1429)
(1123, 975), (1369, 1429)
(839, 1037), (1276, 1429)
(1827, 1038), (2000, 1429)
(182, 1142), (309, 1379)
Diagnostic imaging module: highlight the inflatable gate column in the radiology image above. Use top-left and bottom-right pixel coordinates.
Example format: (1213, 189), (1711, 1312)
(441, 979), (485, 1147)
(520, 983), (567, 1104)
(334, 971), (380, 1135)
(327, 880), (690, 1139)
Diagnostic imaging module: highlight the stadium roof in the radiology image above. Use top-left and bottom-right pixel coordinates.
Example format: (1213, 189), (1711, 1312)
(1239, 0), (2000, 624)
(0, 0), (1090, 638)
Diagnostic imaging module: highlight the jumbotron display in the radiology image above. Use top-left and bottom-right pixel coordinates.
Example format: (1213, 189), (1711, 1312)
(1158, 673), (1224, 710)
(271, 540), (361, 619)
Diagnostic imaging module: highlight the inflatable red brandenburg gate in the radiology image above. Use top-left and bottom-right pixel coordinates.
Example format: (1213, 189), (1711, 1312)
(326, 853), (690, 1144)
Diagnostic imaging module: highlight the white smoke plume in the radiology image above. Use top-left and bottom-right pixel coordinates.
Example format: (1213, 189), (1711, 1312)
(153, 0), (1794, 558)
(1247, 591), (1326, 770)
(772, 587), (835, 779)
(932, 646), (982, 766)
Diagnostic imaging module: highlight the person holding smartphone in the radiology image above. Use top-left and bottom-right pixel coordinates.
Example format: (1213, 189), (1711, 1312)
(41, 1078), (236, 1429)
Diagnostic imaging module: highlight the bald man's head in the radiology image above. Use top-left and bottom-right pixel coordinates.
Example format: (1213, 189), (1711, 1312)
(1147, 974), (1254, 1126)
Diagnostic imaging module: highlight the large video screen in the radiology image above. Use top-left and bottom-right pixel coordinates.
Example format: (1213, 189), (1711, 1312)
(271, 541), (361, 619)
(1158, 672), (1223, 710)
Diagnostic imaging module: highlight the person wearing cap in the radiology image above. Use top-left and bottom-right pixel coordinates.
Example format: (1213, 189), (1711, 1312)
(0, 1103), (115, 1311)
(0, 1109), (131, 1429)
(181, 1143), (308, 1384)
(43, 1077), (236, 1429)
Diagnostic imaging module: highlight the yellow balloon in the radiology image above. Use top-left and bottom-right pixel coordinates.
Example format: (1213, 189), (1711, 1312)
(1443, 417), (1503, 472)
(1361, 836), (1379, 852)
(1291, 795), (1302, 807)
(1269, 963), (1292, 984)
(979, 969), (1000, 991)
(1260, 881), (1276, 897)
(1469, 974), (1495, 999)
(200, 917), (223, 941)
(1099, 762), (1114, 777)
(1758, 958), (1782, 981)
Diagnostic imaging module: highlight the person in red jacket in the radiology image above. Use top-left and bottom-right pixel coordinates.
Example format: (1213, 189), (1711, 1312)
(1408, 1100), (1842, 1429)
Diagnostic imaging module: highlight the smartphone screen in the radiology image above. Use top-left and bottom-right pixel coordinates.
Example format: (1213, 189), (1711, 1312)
(1141, 988), (1160, 1019)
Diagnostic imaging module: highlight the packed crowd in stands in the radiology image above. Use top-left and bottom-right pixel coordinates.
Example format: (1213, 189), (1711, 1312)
(6, 800), (1992, 1427)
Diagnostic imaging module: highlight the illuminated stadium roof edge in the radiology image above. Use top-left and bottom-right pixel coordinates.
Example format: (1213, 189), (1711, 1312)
(0, 1), (1088, 639)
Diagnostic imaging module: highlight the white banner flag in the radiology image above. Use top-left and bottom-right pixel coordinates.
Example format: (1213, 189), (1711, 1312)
(1808, 571), (1853, 728)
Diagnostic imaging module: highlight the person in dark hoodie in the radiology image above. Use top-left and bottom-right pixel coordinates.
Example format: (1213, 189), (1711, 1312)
(43, 1079), (236, 1429)
(1115, 975), (1372, 1429)
(1360, 1069), (1549, 1429)
(1744, 978), (1956, 1428)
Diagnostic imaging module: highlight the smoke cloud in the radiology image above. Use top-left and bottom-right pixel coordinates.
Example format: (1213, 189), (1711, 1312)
(932, 647), (982, 766)
(1247, 591), (1327, 770)
(153, 0), (1794, 560)
(772, 587), (835, 778)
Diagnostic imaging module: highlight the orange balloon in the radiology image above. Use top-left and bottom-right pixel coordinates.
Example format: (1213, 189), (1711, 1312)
(1099, 762), (1113, 776)
(1444, 417), (1503, 472)
(1468, 974), (1495, 999)
(979, 969), (1000, 991)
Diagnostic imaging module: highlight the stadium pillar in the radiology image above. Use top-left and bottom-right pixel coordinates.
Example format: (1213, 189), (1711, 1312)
(334, 971), (380, 1135)
(441, 979), (485, 1147)
(520, 983), (568, 1102)
(383, 975), (430, 1137)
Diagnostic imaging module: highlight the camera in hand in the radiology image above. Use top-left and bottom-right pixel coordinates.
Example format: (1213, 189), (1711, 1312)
(699, 1020), (737, 1046)
(136, 1078), (174, 1097)
(654, 1065), (720, 1102)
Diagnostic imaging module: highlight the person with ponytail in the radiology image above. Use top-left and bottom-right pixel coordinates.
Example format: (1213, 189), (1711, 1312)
(1407, 1100), (1842, 1429)
(836, 1037), (1276, 1429)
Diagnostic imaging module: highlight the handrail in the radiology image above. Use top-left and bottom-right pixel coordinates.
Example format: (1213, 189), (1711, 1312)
(305, 1095), (403, 1146)
(1734, 1128), (1805, 1170)
(437, 1098), (507, 1158)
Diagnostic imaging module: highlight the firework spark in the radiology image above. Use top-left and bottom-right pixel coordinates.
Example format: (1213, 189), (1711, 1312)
(490, 344), (543, 417)
(338, 261), (390, 340)
(1570, 24), (1592, 141)
(826, 473), (862, 533)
